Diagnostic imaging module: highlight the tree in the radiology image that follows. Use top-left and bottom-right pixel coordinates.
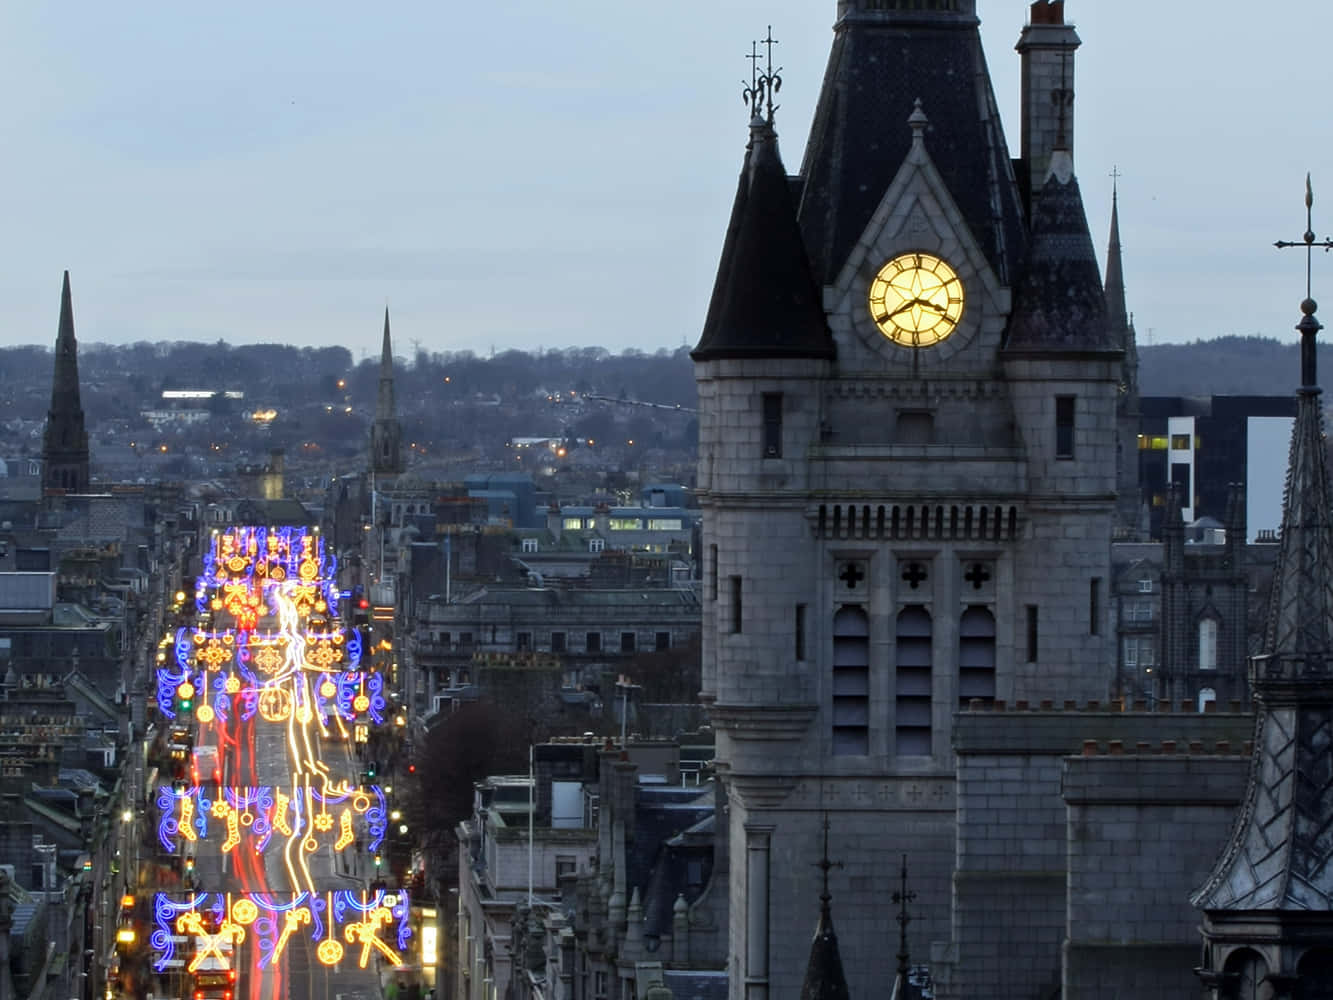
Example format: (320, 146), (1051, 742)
(413, 700), (532, 839)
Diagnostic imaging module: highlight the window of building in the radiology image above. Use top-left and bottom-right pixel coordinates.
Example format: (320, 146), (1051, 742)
(1026, 605), (1039, 663)
(555, 855), (577, 879)
(1055, 395), (1076, 459)
(589, 537), (605, 553)
(1199, 618), (1219, 670)
(1138, 577), (1153, 593)
(1089, 577), (1101, 635)
(762, 393), (783, 458)
(1170, 434), (1192, 450)
(517, 632), (532, 652)
(586, 632), (601, 653)
(895, 606), (932, 756)
(620, 632), (636, 653)
(551, 631), (566, 653)
(795, 604), (807, 662)
(730, 576), (743, 634)
(594, 972), (609, 1000)
(521, 537), (538, 553)
(647, 518), (683, 531)
(563, 517), (584, 530)
(832, 606), (870, 756)
(609, 518), (643, 531)
(1197, 687), (1217, 713)
(709, 545), (718, 601)
(960, 606), (997, 705)
(655, 631), (670, 652)
(459, 631), (473, 647)
(1125, 600), (1154, 623)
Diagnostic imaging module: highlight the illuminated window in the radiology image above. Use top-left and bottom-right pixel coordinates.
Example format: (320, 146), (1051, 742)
(647, 518), (682, 531)
(609, 518), (643, 531)
(1197, 687), (1217, 712)
(1170, 434), (1191, 450)
(563, 518), (584, 530)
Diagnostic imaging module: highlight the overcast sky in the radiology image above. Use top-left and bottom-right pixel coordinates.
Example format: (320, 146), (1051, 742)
(2, 1), (1331, 362)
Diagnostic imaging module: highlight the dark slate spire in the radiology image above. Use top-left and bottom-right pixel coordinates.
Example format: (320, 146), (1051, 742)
(799, 816), (849, 1000)
(42, 271), (90, 493)
(1004, 153), (1119, 353)
(797, 0), (1026, 285)
(692, 115), (834, 362)
(1194, 180), (1333, 1000)
(1104, 181), (1129, 333)
(369, 308), (404, 476)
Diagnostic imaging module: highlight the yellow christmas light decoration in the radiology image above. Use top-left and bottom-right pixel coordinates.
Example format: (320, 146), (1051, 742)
(231, 898), (259, 926)
(317, 939), (344, 966)
(196, 705), (216, 724)
(334, 809), (354, 851)
(224, 675), (241, 694)
(258, 686), (293, 722)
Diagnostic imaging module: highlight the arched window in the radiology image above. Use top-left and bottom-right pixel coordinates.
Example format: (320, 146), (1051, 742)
(1197, 688), (1216, 713)
(1199, 618), (1219, 671)
(1222, 948), (1268, 1000)
(1298, 948), (1333, 1000)
(895, 606), (932, 756)
(832, 607), (870, 756)
(959, 607), (996, 706)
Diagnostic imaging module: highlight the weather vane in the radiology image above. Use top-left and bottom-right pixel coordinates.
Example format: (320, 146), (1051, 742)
(1275, 175), (1333, 387)
(1274, 174), (1333, 301)
(892, 854), (916, 978)
(742, 26), (782, 123)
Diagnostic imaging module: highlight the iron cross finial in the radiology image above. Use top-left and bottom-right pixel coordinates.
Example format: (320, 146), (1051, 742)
(1274, 174), (1333, 388)
(891, 854), (916, 978)
(813, 812), (843, 905)
(742, 26), (782, 124)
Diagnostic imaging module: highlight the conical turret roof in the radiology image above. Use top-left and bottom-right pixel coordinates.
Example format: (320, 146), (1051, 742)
(1005, 155), (1119, 354)
(692, 117), (834, 362)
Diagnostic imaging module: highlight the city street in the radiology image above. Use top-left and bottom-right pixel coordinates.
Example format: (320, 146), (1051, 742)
(151, 527), (407, 1000)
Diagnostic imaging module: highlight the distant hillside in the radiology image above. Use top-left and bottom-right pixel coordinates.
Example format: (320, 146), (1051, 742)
(1138, 336), (1312, 397)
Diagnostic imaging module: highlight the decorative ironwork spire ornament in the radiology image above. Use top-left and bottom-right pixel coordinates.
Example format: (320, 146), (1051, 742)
(1275, 175), (1333, 389)
(742, 26), (782, 123)
(814, 812), (843, 909)
(891, 855), (916, 978)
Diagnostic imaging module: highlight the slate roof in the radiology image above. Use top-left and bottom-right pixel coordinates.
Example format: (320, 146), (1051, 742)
(692, 117), (835, 362)
(1004, 158), (1118, 354)
(1194, 303), (1333, 912)
(796, 5), (1026, 286)
(662, 971), (727, 1000)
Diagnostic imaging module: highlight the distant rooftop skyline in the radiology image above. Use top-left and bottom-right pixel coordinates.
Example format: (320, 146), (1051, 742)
(1, 1), (1330, 360)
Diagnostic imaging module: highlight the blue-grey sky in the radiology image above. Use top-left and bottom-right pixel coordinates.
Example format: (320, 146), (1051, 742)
(2, 1), (1331, 361)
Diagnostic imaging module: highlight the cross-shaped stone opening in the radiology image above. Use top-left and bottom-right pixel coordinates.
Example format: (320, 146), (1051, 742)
(902, 563), (928, 589)
(839, 562), (865, 590)
(964, 563), (992, 590)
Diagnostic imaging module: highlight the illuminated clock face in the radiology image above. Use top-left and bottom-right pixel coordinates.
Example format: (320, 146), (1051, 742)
(867, 253), (965, 347)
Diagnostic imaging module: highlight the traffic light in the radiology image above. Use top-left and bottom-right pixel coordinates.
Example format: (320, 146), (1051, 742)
(367, 760), (377, 779)
(374, 853), (382, 869)
(185, 855), (195, 873)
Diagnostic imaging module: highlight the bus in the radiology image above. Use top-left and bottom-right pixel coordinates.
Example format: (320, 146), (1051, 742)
(191, 744), (221, 788)
(192, 935), (236, 1000)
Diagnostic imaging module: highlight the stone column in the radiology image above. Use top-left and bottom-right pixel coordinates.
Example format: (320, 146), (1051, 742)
(743, 825), (773, 1000)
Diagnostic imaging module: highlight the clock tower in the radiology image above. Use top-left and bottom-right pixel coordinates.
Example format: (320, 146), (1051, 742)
(693, 2), (1120, 997)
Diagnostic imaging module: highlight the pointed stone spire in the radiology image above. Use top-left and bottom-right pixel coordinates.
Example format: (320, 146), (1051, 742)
(42, 271), (90, 493)
(799, 816), (849, 1000)
(1105, 177), (1143, 537)
(692, 114), (834, 362)
(1193, 275), (1333, 987)
(369, 307), (404, 477)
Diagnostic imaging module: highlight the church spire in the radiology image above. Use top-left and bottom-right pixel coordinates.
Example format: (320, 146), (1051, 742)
(369, 307), (404, 477)
(799, 816), (849, 1000)
(1104, 177), (1129, 333)
(1192, 181), (1333, 992)
(42, 271), (90, 493)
